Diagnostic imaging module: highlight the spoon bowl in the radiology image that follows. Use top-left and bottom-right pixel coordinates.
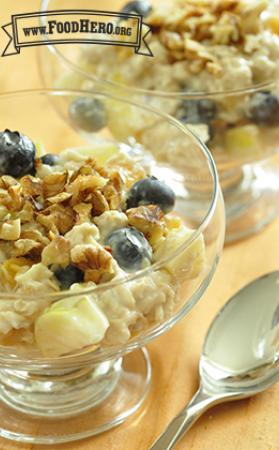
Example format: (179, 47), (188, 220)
(150, 271), (279, 450)
(202, 271), (279, 394)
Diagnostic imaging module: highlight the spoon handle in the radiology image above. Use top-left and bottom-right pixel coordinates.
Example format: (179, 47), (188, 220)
(149, 386), (222, 450)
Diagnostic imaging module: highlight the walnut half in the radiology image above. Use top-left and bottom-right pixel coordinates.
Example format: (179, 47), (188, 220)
(71, 244), (115, 284)
(127, 205), (166, 247)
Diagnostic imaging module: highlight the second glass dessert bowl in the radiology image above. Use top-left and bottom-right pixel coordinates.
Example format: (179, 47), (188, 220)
(39, 0), (279, 242)
(0, 89), (224, 444)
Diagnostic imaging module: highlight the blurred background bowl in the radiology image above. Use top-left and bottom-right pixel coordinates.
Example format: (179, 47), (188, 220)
(39, 0), (279, 242)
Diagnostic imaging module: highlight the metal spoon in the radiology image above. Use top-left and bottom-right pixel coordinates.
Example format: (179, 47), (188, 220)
(150, 271), (279, 450)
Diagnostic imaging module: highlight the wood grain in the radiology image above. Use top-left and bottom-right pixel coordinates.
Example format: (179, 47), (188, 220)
(0, 1), (279, 449)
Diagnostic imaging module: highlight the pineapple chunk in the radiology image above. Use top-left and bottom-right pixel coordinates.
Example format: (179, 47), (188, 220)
(60, 143), (119, 166)
(34, 295), (109, 357)
(153, 226), (205, 282)
(0, 258), (32, 289)
(105, 99), (155, 141)
(224, 125), (262, 158)
(263, 10), (279, 35)
(90, 143), (120, 165)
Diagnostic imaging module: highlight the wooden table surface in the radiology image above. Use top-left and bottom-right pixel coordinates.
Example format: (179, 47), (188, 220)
(0, 1), (279, 449)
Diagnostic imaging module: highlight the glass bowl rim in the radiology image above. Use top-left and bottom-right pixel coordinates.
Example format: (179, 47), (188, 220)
(0, 88), (219, 302)
(40, 0), (278, 99)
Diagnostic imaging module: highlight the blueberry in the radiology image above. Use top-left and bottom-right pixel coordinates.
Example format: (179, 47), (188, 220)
(197, 99), (218, 121)
(208, 123), (215, 141)
(248, 91), (279, 125)
(126, 176), (175, 213)
(41, 153), (60, 166)
(121, 0), (152, 16)
(54, 265), (84, 290)
(178, 99), (217, 124)
(105, 227), (152, 272)
(69, 97), (107, 132)
(0, 129), (36, 178)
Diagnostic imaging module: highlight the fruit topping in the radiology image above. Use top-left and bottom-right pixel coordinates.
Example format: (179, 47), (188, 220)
(178, 99), (218, 125)
(224, 125), (262, 157)
(153, 227), (205, 282)
(0, 129), (36, 177)
(105, 227), (152, 272)
(126, 205), (166, 247)
(248, 91), (279, 125)
(126, 176), (175, 213)
(69, 97), (107, 132)
(41, 153), (60, 166)
(34, 295), (109, 357)
(54, 264), (84, 290)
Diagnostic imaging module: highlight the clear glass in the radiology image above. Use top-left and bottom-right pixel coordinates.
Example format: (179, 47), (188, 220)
(0, 89), (224, 444)
(39, 0), (279, 242)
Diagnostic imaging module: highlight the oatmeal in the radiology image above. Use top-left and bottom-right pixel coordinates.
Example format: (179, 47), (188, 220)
(0, 129), (205, 357)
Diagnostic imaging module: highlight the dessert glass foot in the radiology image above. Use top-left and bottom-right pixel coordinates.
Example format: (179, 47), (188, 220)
(0, 348), (151, 445)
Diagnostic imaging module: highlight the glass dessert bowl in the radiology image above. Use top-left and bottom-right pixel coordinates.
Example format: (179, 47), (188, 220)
(39, 0), (279, 242)
(0, 89), (224, 444)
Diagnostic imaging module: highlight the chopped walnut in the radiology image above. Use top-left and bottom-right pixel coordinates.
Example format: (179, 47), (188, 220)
(7, 184), (24, 211)
(36, 204), (75, 235)
(188, 59), (206, 74)
(0, 219), (21, 241)
(0, 188), (11, 208)
(36, 214), (59, 235)
(20, 229), (49, 246)
(107, 152), (146, 188)
(42, 171), (68, 198)
(213, 0), (239, 14)
(239, 1), (267, 34)
(0, 175), (24, 211)
(17, 201), (35, 224)
(109, 170), (124, 193)
(0, 175), (19, 189)
(127, 205), (166, 247)
(47, 192), (73, 204)
(71, 244), (115, 284)
(73, 203), (93, 224)
(0, 205), (11, 221)
(160, 30), (184, 51)
(206, 61), (223, 76)
(91, 190), (110, 216)
(41, 236), (71, 267)
(147, 0), (266, 75)
(67, 174), (107, 205)
(102, 183), (121, 210)
(210, 12), (241, 45)
(20, 176), (43, 197)
(102, 170), (124, 210)
(13, 239), (43, 260)
(0, 177), (24, 212)
(69, 159), (106, 182)
(184, 38), (218, 67)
